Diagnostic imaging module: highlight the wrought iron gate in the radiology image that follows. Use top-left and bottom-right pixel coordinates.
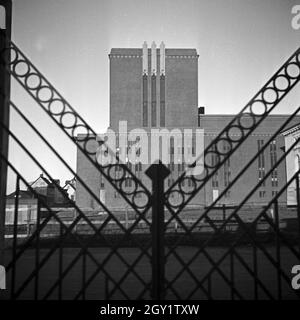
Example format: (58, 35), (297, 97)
(1, 0), (300, 300)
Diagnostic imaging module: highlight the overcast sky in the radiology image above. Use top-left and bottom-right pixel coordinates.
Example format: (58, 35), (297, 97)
(3, 0), (300, 192)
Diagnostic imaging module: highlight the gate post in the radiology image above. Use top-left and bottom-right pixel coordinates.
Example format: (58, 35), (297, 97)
(0, 0), (12, 265)
(146, 161), (170, 300)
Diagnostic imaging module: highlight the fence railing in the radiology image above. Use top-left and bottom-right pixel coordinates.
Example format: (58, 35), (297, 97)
(1, 1), (300, 299)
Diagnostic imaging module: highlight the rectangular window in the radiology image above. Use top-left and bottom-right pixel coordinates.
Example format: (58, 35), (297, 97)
(257, 140), (266, 187)
(100, 175), (104, 189)
(212, 179), (218, 188)
(125, 177), (132, 188)
(270, 140), (278, 187)
(259, 190), (266, 198)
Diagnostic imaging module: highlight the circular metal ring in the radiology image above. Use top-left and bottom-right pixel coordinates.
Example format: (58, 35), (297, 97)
(108, 164), (126, 182)
(284, 62), (300, 79)
(120, 177), (139, 196)
(132, 190), (150, 210)
(83, 136), (98, 156)
(60, 111), (78, 129)
(165, 189), (185, 209)
(249, 100), (267, 116)
(25, 72), (42, 91)
(216, 138), (233, 155)
(36, 85), (54, 103)
(204, 150), (221, 169)
(261, 86), (279, 105)
(13, 59), (30, 78)
(48, 98), (66, 116)
(237, 112), (256, 130)
(178, 175), (197, 195)
(272, 74), (291, 92)
(226, 125), (244, 143)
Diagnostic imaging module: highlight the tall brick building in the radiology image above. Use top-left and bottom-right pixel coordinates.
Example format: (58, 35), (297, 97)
(76, 42), (300, 210)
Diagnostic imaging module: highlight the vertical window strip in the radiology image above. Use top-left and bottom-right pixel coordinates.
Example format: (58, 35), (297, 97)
(211, 145), (219, 188)
(270, 140), (278, 187)
(142, 74), (148, 127)
(151, 74), (157, 127)
(257, 140), (266, 187)
(160, 75), (165, 127)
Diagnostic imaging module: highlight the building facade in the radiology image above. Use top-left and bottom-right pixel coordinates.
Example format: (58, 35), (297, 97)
(76, 42), (300, 210)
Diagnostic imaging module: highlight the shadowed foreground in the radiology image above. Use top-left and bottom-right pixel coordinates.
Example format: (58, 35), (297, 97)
(1, 245), (299, 300)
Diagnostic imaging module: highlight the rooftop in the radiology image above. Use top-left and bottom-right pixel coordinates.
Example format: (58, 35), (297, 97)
(109, 48), (198, 57)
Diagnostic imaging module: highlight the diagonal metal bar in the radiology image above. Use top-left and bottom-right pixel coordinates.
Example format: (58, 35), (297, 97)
(187, 241), (275, 300)
(163, 126), (298, 298)
(42, 209), (152, 299)
(167, 243), (244, 300)
(8, 100), (151, 228)
(166, 137), (300, 271)
(1, 157), (135, 300)
(74, 243), (152, 300)
(0, 120), (151, 259)
(232, 211), (300, 297)
(0, 41), (151, 215)
(166, 105), (300, 250)
(177, 171), (300, 300)
(165, 141), (298, 299)
(165, 46), (300, 216)
(165, 138), (300, 296)
(166, 248), (213, 299)
(0, 131), (151, 299)
(175, 211), (275, 299)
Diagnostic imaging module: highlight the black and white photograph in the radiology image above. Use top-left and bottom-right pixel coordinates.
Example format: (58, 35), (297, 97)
(1, 0), (300, 314)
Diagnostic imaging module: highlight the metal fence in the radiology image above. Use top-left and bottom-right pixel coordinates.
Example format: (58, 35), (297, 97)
(1, 0), (300, 300)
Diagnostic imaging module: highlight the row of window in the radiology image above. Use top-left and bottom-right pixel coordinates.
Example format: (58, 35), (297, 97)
(112, 189), (279, 199)
(210, 139), (279, 193)
(259, 190), (278, 198)
(101, 140), (281, 194)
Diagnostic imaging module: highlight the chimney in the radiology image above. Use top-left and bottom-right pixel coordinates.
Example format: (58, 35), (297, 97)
(142, 41), (148, 75)
(160, 41), (165, 75)
(151, 41), (157, 75)
(198, 106), (205, 127)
